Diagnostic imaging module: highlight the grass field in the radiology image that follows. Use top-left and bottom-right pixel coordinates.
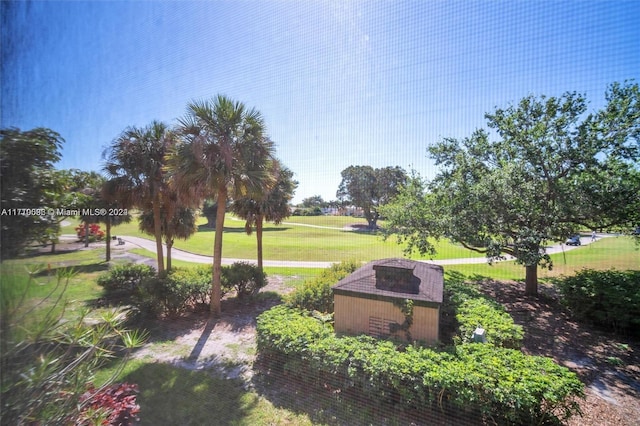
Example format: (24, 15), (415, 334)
(104, 214), (484, 262)
(446, 235), (639, 282)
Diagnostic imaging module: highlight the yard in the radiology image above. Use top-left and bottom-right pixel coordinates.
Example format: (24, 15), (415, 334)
(2, 228), (639, 425)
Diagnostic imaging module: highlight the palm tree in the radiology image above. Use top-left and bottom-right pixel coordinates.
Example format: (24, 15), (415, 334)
(103, 121), (176, 273)
(168, 95), (274, 316)
(100, 179), (132, 262)
(139, 206), (197, 271)
(231, 160), (297, 271)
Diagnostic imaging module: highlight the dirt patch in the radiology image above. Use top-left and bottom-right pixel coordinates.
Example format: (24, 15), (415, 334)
(131, 276), (288, 383)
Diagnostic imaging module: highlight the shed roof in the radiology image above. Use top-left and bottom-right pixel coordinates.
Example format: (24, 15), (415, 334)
(332, 258), (444, 304)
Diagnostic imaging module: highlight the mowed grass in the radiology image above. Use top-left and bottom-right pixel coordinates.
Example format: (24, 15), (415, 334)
(446, 236), (639, 282)
(110, 214), (484, 262)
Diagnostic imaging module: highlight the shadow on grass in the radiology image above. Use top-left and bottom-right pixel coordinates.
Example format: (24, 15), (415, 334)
(119, 363), (257, 425)
(38, 262), (110, 277)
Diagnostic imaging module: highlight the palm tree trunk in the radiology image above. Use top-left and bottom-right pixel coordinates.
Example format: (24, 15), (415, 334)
(166, 238), (173, 271)
(153, 201), (165, 274)
(256, 214), (264, 271)
(105, 217), (112, 261)
(211, 186), (227, 317)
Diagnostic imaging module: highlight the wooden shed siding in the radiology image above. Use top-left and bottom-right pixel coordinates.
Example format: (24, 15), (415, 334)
(334, 294), (439, 343)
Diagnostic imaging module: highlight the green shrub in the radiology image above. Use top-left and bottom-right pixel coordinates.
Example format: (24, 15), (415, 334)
(255, 306), (583, 425)
(292, 207), (323, 216)
(443, 273), (524, 348)
(221, 262), (267, 298)
(135, 266), (211, 316)
(97, 263), (155, 296)
(556, 269), (640, 334)
(286, 260), (359, 313)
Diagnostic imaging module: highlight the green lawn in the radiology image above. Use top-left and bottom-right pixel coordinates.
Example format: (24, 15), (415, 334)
(446, 235), (640, 282)
(110, 214), (484, 262)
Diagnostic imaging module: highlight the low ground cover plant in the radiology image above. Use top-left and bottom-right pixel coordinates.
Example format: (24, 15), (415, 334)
(443, 272), (524, 348)
(556, 269), (640, 335)
(78, 383), (140, 426)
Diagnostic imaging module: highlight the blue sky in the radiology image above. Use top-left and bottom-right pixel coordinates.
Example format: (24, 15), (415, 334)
(2, 1), (638, 204)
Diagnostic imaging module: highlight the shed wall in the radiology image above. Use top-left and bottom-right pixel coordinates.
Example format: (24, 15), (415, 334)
(334, 294), (439, 343)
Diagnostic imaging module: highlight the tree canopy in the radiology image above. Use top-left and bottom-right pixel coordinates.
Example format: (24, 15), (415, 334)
(231, 160), (298, 270)
(103, 121), (177, 273)
(381, 81), (640, 296)
(337, 165), (407, 228)
(0, 128), (64, 258)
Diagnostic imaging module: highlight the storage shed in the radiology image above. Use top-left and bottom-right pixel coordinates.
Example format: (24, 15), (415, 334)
(332, 258), (444, 343)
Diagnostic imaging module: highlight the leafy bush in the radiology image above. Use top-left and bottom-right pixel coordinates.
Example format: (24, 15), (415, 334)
(78, 383), (140, 426)
(256, 306), (583, 425)
(292, 207), (323, 216)
(286, 260), (359, 313)
(97, 263), (155, 296)
(136, 266), (211, 316)
(221, 262), (267, 298)
(1, 268), (146, 425)
(443, 273), (523, 348)
(556, 269), (640, 334)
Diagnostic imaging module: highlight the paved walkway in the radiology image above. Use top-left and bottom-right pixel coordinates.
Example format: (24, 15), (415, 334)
(63, 232), (610, 268)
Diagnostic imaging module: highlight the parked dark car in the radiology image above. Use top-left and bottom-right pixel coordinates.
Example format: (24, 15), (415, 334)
(565, 235), (581, 246)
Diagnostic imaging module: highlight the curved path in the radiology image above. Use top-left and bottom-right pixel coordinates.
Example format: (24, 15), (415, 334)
(65, 232), (609, 269)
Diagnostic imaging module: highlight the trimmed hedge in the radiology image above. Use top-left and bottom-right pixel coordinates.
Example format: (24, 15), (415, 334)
(285, 260), (359, 313)
(556, 269), (640, 335)
(256, 306), (583, 425)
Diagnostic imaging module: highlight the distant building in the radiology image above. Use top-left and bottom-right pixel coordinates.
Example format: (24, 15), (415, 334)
(332, 258), (444, 343)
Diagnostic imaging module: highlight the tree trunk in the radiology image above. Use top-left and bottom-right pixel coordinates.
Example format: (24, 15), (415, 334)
(211, 186), (227, 317)
(84, 221), (90, 247)
(166, 238), (173, 271)
(525, 264), (538, 296)
(256, 214), (264, 271)
(105, 218), (111, 262)
(153, 201), (165, 274)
